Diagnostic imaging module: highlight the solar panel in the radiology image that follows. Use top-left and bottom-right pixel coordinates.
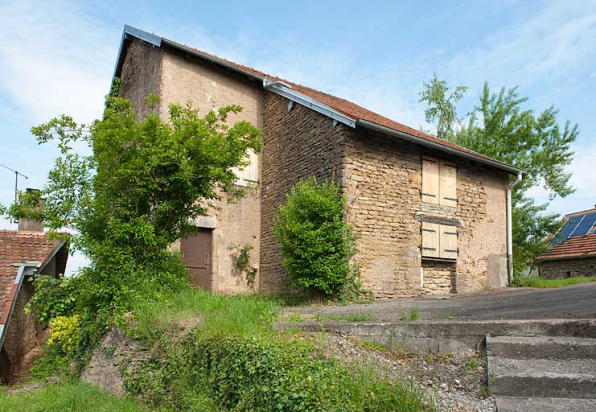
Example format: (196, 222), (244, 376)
(550, 211), (596, 246)
(571, 213), (596, 237)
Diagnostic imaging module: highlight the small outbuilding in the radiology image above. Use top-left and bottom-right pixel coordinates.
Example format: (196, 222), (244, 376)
(0, 221), (68, 383)
(536, 207), (596, 279)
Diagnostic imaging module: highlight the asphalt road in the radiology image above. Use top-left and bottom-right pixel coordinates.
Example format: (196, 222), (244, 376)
(289, 282), (596, 321)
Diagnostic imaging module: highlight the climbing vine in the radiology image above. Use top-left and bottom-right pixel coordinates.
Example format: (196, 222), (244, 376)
(231, 245), (258, 286)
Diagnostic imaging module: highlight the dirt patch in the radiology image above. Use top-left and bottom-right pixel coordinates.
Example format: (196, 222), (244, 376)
(319, 333), (495, 412)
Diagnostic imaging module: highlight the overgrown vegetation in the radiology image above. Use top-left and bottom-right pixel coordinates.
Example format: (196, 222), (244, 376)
(274, 177), (367, 299)
(419, 74), (577, 273)
(512, 275), (596, 288)
(123, 290), (431, 412)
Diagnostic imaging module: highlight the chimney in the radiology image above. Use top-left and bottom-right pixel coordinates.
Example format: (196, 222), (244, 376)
(17, 188), (44, 232)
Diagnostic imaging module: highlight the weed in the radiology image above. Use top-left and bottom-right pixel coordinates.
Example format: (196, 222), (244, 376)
(354, 339), (389, 352)
(437, 311), (453, 321)
(410, 306), (420, 321)
(314, 310), (372, 322)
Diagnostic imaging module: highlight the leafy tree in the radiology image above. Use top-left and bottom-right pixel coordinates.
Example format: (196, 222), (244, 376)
(418, 72), (468, 139)
(5, 94), (262, 332)
(274, 177), (357, 296)
(419, 77), (578, 273)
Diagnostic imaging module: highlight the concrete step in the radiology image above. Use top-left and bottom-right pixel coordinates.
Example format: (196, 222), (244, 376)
(487, 336), (596, 359)
(488, 357), (596, 399)
(494, 396), (596, 412)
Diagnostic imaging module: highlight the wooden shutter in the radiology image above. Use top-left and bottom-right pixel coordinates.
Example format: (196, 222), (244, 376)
(440, 225), (458, 259)
(421, 222), (440, 258)
(439, 161), (457, 207)
(422, 156), (439, 204)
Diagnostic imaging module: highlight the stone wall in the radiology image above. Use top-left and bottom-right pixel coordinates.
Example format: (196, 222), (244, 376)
(259, 93), (352, 293)
(540, 257), (596, 279)
(118, 38), (163, 120)
(343, 128), (508, 298)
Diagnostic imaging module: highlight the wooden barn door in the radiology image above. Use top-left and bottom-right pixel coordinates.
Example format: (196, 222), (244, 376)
(181, 229), (213, 291)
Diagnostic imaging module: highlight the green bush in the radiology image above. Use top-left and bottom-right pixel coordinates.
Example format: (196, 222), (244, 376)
(274, 177), (357, 296)
(25, 274), (79, 324)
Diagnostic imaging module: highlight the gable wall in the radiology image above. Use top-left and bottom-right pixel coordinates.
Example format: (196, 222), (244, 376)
(158, 45), (263, 293)
(118, 38), (163, 120)
(343, 128), (508, 298)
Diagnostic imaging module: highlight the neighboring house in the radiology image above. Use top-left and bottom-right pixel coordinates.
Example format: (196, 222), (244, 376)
(0, 219), (68, 383)
(536, 207), (596, 279)
(113, 25), (525, 298)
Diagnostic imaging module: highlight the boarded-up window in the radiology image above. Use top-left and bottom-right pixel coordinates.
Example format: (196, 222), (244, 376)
(233, 150), (259, 186)
(439, 161), (457, 207)
(440, 225), (458, 259)
(422, 157), (439, 203)
(422, 156), (457, 207)
(421, 222), (440, 258)
(422, 222), (458, 260)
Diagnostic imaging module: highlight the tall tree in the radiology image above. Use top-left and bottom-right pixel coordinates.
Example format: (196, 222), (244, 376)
(419, 77), (578, 274)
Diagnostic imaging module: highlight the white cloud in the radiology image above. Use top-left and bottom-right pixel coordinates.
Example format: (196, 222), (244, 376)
(445, 1), (596, 91)
(0, 0), (115, 123)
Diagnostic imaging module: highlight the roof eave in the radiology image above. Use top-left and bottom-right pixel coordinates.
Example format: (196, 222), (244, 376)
(357, 120), (526, 176)
(537, 253), (596, 262)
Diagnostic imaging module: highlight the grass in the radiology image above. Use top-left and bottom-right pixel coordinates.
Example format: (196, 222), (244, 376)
(130, 288), (278, 340)
(512, 275), (596, 288)
(0, 381), (148, 412)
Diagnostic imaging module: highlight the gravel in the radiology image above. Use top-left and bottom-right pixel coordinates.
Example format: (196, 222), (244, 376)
(319, 333), (496, 412)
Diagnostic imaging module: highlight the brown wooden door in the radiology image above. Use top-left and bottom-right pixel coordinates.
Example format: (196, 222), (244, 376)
(181, 229), (212, 291)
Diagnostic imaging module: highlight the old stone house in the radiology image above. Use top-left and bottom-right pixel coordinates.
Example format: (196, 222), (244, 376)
(113, 25), (525, 298)
(0, 220), (68, 383)
(536, 207), (596, 279)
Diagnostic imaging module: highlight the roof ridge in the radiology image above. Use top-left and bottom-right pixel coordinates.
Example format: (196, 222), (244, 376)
(119, 27), (523, 174)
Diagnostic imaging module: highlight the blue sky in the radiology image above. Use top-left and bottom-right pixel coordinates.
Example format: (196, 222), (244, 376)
(1, 0), (595, 274)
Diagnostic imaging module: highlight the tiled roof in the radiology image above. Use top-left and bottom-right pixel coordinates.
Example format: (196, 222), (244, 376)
(158, 37), (520, 173)
(537, 233), (596, 261)
(0, 230), (62, 325)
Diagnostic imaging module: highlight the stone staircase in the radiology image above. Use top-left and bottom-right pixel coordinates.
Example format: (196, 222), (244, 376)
(487, 335), (596, 411)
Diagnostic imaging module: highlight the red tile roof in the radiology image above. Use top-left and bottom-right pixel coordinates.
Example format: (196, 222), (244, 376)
(537, 233), (596, 261)
(0, 230), (63, 325)
(161, 38), (519, 172)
